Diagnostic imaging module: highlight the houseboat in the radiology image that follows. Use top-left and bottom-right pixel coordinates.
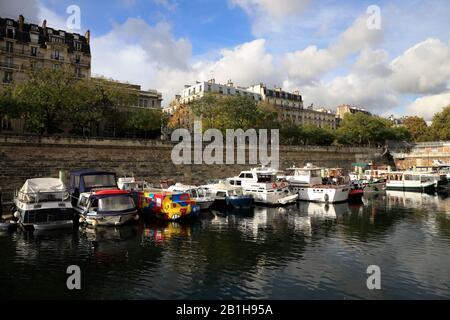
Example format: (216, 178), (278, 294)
(199, 181), (254, 209)
(227, 166), (298, 205)
(13, 178), (74, 230)
(167, 183), (214, 210)
(279, 163), (349, 203)
(137, 188), (195, 221)
(385, 171), (436, 193)
(69, 169), (139, 226)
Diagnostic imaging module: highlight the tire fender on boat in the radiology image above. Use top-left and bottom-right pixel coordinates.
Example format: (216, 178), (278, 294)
(324, 193), (329, 203)
(13, 211), (20, 218)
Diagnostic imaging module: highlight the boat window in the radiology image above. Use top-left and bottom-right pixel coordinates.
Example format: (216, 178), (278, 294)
(257, 174), (274, 183)
(245, 173), (253, 179)
(229, 180), (235, 185)
(296, 170), (309, 176)
(239, 173), (245, 178)
(236, 180), (241, 186)
(404, 174), (420, 181)
(216, 191), (227, 198)
(83, 174), (116, 189)
(190, 189), (198, 198)
(98, 196), (135, 212)
(311, 170), (321, 178)
(79, 196), (89, 208)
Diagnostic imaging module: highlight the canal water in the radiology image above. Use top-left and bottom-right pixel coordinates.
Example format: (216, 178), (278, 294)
(1, 191), (449, 300)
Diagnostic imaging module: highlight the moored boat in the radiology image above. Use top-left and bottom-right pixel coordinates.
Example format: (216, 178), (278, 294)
(137, 188), (194, 221)
(76, 189), (139, 227)
(227, 166), (298, 205)
(13, 178), (74, 230)
(199, 181), (254, 209)
(167, 183), (214, 210)
(385, 171), (436, 193)
(69, 169), (139, 226)
(279, 163), (349, 203)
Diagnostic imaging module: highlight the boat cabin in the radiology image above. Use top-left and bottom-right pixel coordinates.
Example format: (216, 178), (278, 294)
(77, 190), (136, 216)
(69, 169), (118, 201)
(283, 164), (323, 186)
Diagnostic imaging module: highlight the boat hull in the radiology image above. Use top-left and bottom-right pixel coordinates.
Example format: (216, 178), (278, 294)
(84, 211), (138, 227)
(348, 189), (364, 202)
(33, 220), (73, 230)
(385, 184), (435, 193)
(15, 205), (75, 230)
(292, 185), (349, 203)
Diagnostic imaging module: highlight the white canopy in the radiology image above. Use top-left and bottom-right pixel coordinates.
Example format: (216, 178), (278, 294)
(20, 178), (67, 194)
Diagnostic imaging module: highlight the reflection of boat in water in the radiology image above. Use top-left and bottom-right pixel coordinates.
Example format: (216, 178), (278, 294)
(80, 225), (140, 260)
(143, 221), (192, 243)
(386, 190), (443, 210)
(297, 201), (350, 219)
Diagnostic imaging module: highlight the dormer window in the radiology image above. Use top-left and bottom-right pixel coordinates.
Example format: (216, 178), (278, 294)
(74, 34), (79, 40)
(59, 31), (65, 37)
(6, 27), (14, 39)
(30, 33), (39, 43)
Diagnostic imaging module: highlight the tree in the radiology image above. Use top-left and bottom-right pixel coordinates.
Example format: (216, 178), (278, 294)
(13, 67), (77, 134)
(124, 108), (163, 138)
(430, 105), (450, 141)
(402, 116), (430, 141)
(0, 87), (21, 131)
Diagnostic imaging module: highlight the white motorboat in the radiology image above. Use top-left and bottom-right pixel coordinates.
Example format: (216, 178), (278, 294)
(227, 166), (298, 205)
(385, 171), (436, 193)
(167, 183), (214, 210)
(117, 177), (150, 191)
(199, 181), (254, 209)
(278, 163), (349, 203)
(13, 178), (74, 230)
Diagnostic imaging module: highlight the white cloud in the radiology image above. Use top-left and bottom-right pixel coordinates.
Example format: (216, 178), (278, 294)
(390, 38), (450, 94)
(405, 92), (450, 120)
(91, 18), (276, 104)
(0, 0), (40, 22)
(230, 0), (310, 35)
(282, 16), (383, 83)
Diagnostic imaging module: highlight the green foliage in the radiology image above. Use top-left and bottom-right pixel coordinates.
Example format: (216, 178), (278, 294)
(430, 105), (450, 140)
(13, 67), (77, 134)
(336, 112), (407, 146)
(123, 108), (163, 138)
(402, 116), (430, 142)
(190, 93), (280, 132)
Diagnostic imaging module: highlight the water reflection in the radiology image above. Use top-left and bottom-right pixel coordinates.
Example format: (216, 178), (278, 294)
(1, 193), (450, 299)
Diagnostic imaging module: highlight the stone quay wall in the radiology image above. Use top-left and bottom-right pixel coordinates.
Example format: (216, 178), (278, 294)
(0, 134), (382, 205)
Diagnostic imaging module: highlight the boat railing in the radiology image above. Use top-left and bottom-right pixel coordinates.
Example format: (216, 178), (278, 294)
(16, 190), (70, 204)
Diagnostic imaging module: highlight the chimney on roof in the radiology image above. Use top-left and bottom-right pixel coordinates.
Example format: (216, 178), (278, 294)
(42, 19), (47, 35)
(85, 29), (90, 44)
(18, 15), (25, 31)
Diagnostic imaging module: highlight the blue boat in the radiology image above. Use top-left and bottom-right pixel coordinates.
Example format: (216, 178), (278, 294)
(199, 181), (254, 209)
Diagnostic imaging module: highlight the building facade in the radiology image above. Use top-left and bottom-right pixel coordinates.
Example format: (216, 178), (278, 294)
(179, 79), (262, 104)
(246, 83), (303, 109)
(0, 15), (91, 87)
(336, 104), (371, 119)
(92, 77), (163, 110)
(168, 80), (337, 130)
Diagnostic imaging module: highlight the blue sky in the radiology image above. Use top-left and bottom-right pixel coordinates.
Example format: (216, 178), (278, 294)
(2, 0), (450, 119)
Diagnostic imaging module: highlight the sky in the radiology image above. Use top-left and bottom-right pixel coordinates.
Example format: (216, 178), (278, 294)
(1, 0), (450, 120)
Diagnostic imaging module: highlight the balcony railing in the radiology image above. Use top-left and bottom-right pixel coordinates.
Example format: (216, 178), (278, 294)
(51, 54), (65, 61)
(0, 61), (21, 70)
(70, 57), (90, 66)
(0, 46), (44, 58)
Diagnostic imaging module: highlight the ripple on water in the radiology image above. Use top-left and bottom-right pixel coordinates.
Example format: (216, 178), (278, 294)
(1, 194), (450, 299)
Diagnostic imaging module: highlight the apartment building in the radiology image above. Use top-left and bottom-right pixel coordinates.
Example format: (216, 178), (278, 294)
(0, 15), (91, 87)
(336, 104), (371, 119)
